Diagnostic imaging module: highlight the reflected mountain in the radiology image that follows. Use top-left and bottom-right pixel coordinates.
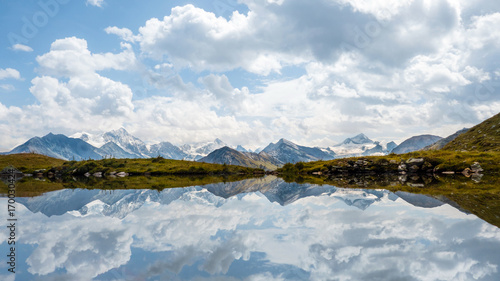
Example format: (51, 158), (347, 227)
(15, 176), (455, 219)
(2, 176), (500, 281)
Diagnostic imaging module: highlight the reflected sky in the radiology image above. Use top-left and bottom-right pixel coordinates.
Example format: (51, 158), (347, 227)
(1, 176), (499, 280)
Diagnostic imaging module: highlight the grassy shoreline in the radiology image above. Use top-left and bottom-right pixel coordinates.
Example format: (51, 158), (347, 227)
(277, 150), (500, 176)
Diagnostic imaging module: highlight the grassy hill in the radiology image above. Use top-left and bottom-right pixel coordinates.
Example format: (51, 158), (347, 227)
(0, 153), (65, 173)
(57, 156), (263, 176)
(443, 112), (500, 152)
(278, 150), (500, 176)
(0, 153), (264, 176)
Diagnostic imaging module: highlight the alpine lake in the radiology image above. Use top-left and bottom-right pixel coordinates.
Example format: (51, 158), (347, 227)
(1, 173), (500, 281)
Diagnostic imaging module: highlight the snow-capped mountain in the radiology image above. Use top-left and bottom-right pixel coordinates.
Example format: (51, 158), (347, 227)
(70, 132), (106, 148)
(262, 138), (335, 164)
(102, 128), (150, 158)
(8, 133), (103, 161)
(235, 145), (249, 153)
(328, 134), (396, 158)
(72, 129), (149, 158)
(149, 142), (188, 160)
(180, 138), (227, 161)
(338, 133), (373, 145)
(99, 142), (139, 159)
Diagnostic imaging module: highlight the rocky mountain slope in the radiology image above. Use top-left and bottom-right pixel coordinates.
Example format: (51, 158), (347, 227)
(199, 146), (281, 170)
(424, 128), (469, 151)
(443, 112), (500, 152)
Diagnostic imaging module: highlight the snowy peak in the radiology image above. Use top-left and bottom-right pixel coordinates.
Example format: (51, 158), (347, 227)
(339, 133), (373, 146)
(180, 139), (228, 161)
(71, 132), (106, 148)
(329, 134), (395, 158)
(235, 145), (248, 153)
(102, 128), (149, 157)
(277, 138), (298, 148)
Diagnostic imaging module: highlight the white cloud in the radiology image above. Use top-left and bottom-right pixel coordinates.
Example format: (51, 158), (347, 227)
(131, 96), (261, 145)
(105, 26), (141, 42)
(36, 37), (137, 77)
(11, 43), (33, 52)
(0, 68), (21, 80)
(2, 0), (500, 150)
(0, 84), (15, 91)
(86, 0), (104, 7)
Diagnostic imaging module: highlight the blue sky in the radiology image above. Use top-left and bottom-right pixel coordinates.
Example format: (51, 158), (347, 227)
(1, 0), (499, 151)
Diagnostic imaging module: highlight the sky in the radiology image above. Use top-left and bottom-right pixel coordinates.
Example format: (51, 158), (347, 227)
(0, 0), (499, 151)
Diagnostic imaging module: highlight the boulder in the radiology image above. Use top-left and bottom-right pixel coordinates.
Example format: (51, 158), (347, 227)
(471, 162), (483, 173)
(398, 163), (407, 172)
(406, 158), (425, 165)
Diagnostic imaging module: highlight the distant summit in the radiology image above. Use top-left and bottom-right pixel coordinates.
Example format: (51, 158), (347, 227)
(338, 133), (373, 146)
(329, 134), (395, 158)
(8, 133), (102, 161)
(199, 146), (280, 170)
(392, 135), (442, 154)
(262, 139), (335, 164)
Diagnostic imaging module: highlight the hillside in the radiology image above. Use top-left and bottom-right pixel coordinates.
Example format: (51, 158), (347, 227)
(443, 112), (500, 152)
(0, 153), (65, 173)
(424, 128), (469, 150)
(199, 147), (280, 170)
(56, 157), (263, 177)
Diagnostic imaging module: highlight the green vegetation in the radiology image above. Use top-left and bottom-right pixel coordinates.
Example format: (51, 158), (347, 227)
(0, 177), (66, 197)
(0, 153), (65, 174)
(56, 156), (263, 176)
(443, 112), (500, 152)
(278, 150), (500, 175)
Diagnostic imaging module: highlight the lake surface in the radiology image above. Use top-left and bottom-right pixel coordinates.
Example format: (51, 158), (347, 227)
(1, 176), (500, 280)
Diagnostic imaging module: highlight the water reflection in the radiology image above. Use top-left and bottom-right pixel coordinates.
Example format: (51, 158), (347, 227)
(1, 176), (500, 280)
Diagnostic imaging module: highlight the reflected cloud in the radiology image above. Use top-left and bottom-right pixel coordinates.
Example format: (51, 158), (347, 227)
(1, 177), (499, 280)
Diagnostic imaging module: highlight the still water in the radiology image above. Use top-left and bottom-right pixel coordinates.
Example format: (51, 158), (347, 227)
(1, 176), (500, 280)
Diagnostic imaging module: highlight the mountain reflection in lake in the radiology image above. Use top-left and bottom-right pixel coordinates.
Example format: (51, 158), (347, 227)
(1, 176), (500, 280)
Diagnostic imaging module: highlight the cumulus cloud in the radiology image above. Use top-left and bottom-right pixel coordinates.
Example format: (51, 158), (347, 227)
(0, 68), (21, 80)
(36, 37), (137, 77)
(11, 43), (33, 52)
(0, 38), (140, 150)
(105, 26), (141, 42)
(2, 0), (500, 150)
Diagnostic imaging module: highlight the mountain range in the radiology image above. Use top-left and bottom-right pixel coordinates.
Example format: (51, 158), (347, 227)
(3, 127), (472, 167)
